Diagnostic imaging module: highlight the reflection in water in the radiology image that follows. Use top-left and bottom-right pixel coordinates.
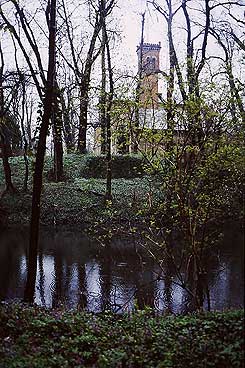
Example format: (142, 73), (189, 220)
(36, 255), (53, 306)
(0, 225), (243, 313)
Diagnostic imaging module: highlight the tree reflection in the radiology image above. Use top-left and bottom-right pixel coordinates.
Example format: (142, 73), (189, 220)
(38, 244), (46, 306)
(0, 226), (243, 312)
(52, 238), (64, 308)
(78, 264), (87, 309)
(99, 244), (112, 311)
(0, 229), (26, 301)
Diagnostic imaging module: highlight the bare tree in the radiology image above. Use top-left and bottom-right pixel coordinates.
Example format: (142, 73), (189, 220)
(209, 8), (245, 125)
(60, 0), (116, 153)
(0, 0), (64, 181)
(151, 0), (212, 146)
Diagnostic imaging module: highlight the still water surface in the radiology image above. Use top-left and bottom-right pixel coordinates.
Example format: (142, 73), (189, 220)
(0, 225), (243, 313)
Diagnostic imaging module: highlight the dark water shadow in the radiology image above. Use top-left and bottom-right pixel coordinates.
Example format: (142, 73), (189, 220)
(0, 224), (243, 313)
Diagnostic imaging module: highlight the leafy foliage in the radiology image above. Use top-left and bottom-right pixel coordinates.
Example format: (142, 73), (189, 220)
(0, 303), (243, 368)
(80, 154), (144, 179)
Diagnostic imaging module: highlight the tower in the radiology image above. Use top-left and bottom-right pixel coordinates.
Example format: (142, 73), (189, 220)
(136, 42), (161, 109)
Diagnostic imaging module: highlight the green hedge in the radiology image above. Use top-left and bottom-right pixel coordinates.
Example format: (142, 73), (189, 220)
(81, 154), (145, 179)
(0, 155), (145, 187)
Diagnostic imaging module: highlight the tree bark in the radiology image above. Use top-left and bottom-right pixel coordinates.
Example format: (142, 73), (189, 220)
(77, 79), (89, 153)
(0, 133), (15, 192)
(0, 41), (15, 193)
(105, 27), (113, 201)
(133, 12), (145, 154)
(53, 122), (64, 181)
(100, 34), (106, 154)
(52, 84), (64, 181)
(60, 89), (75, 153)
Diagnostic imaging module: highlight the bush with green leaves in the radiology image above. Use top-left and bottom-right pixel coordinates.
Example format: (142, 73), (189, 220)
(140, 123), (244, 311)
(0, 303), (243, 368)
(81, 154), (145, 179)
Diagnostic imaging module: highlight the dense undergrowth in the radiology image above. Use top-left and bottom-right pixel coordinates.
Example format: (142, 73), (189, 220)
(0, 303), (244, 368)
(0, 154), (158, 233)
(0, 152), (243, 238)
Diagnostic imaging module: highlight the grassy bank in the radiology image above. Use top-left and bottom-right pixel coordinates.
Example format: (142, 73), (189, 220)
(0, 155), (160, 234)
(0, 304), (243, 368)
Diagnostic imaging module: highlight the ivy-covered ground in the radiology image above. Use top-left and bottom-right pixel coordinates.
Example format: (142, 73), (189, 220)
(0, 154), (160, 234)
(0, 304), (243, 368)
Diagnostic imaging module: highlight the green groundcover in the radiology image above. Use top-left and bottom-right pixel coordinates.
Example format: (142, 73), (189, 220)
(0, 304), (244, 368)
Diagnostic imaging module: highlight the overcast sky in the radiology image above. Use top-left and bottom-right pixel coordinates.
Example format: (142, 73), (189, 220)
(1, 0), (244, 86)
(117, 0), (166, 71)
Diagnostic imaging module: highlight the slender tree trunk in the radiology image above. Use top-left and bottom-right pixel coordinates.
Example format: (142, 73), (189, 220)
(77, 79), (89, 154)
(226, 61), (245, 125)
(53, 120), (64, 181)
(166, 13), (175, 150)
(103, 7), (113, 201)
(105, 107), (112, 201)
(0, 133), (15, 192)
(133, 12), (145, 154)
(63, 119), (75, 153)
(60, 91), (75, 153)
(26, 99), (33, 148)
(19, 77), (29, 192)
(52, 84), (64, 181)
(24, 0), (57, 303)
(100, 38), (106, 154)
(0, 43), (15, 193)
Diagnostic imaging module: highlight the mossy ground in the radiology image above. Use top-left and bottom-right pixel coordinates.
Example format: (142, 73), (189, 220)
(0, 155), (160, 234)
(0, 303), (243, 368)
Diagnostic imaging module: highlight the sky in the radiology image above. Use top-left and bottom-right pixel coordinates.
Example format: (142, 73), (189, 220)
(117, 0), (166, 72)
(0, 0), (244, 151)
(1, 0), (244, 94)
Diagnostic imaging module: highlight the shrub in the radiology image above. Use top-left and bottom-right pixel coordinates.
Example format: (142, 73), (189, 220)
(81, 154), (145, 179)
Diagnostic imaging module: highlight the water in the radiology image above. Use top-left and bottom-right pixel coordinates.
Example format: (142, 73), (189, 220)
(0, 225), (243, 313)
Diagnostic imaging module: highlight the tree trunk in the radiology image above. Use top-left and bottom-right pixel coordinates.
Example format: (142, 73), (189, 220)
(77, 79), (89, 154)
(19, 74), (29, 192)
(0, 42), (15, 193)
(60, 91), (75, 153)
(53, 120), (64, 181)
(24, 0), (57, 303)
(105, 107), (112, 201)
(100, 38), (106, 154)
(133, 13), (145, 154)
(103, 4), (113, 201)
(166, 12), (175, 150)
(0, 133), (15, 192)
(226, 61), (245, 125)
(52, 86), (64, 181)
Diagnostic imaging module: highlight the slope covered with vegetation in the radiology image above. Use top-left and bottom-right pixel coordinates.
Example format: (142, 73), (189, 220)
(0, 154), (159, 234)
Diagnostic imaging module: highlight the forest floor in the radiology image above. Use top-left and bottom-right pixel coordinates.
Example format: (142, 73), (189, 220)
(0, 303), (243, 368)
(0, 154), (160, 237)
